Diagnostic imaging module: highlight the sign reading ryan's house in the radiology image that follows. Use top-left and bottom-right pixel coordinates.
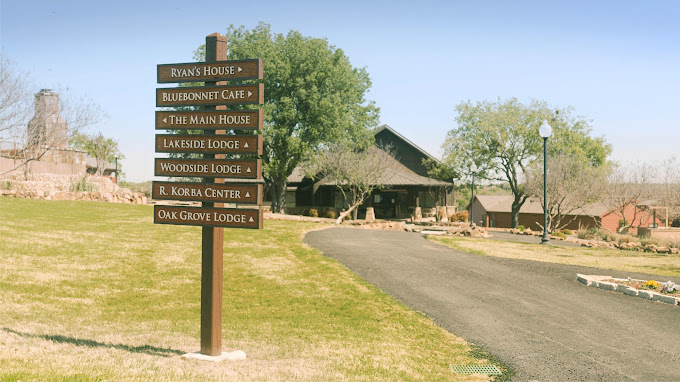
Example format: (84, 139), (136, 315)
(152, 181), (262, 204)
(156, 84), (263, 107)
(157, 59), (263, 83)
(155, 134), (262, 155)
(155, 110), (262, 130)
(155, 205), (262, 229)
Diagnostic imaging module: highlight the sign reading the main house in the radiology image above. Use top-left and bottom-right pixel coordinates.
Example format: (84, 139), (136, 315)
(155, 110), (262, 130)
(157, 59), (263, 83)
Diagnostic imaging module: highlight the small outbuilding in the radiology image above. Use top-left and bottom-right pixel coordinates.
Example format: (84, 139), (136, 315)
(468, 195), (665, 234)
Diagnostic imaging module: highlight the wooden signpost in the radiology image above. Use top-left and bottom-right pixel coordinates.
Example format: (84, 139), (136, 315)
(154, 33), (263, 359)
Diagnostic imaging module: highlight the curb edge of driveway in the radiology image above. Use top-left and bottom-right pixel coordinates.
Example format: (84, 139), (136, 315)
(577, 274), (680, 306)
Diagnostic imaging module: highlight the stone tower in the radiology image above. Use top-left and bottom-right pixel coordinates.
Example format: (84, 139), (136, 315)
(27, 89), (68, 149)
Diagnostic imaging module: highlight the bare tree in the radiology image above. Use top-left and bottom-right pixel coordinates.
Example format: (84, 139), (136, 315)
(0, 55), (32, 150)
(659, 157), (680, 208)
(601, 162), (655, 233)
(525, 153), (609, 232)
(0, 54), (104, 177)
(304, 144), (396, 223)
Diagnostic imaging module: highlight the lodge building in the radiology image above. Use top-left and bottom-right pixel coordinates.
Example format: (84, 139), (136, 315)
(285, 125), (455, 219)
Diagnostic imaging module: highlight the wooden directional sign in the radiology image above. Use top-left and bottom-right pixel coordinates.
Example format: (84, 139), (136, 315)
(155, 134), (262, 155)
(154, 205), (263, 229)
(152, 181), (262, 204)
(157, 84), (263, 107)
(157, 59), (263, 83)
(155, 110), (262, 130)
(154, 158), (261, 179)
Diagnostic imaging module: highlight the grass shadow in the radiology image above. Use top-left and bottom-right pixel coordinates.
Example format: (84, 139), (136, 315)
(2, 328), (184, 357)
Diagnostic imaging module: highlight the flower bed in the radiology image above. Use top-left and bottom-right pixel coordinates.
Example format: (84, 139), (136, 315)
(603, 278), (680, 298)
(577, 274), (680, 306)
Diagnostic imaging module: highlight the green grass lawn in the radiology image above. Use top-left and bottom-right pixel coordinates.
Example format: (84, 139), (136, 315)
(431, 235), (680, 278)
(0, 198), (507, 381)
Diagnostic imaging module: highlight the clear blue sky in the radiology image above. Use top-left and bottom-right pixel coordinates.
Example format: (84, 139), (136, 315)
(1, 0), (678, 182)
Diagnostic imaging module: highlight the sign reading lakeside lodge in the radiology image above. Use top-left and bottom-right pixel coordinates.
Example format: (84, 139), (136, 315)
(157, 59), (263, 83)
(152, 181), (262, 204)
(155, 110), (262, 130)
(156, 84), (263, 107)
(155, 134), (262, 155)
(155, 205), (262, 229)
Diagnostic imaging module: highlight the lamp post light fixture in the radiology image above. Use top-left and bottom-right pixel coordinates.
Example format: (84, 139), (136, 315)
(469, 163), (478, 228)
(539, 120), (552, 244)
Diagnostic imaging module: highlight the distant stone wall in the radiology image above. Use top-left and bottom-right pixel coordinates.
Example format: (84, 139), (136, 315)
(0, 174), (146, 204)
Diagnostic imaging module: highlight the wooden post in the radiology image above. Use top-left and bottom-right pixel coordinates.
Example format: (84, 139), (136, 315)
(201, 32), (228, 357)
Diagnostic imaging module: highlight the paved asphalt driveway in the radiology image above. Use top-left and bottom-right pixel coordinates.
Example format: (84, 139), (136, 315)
(305, 228), (680, 381)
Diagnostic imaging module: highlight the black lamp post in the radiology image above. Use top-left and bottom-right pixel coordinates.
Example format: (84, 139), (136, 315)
(469, 163), (477, 227)
(539, 120), (552, 244)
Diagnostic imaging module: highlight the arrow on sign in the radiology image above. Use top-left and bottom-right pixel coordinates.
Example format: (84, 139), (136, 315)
(246, 167), (252, 173)
(163, 118), (167, 123)
(249, 217), (254, 222)
(238, 66), (243, 72)
(245, 192), (250, 197)
(247, 91), (252, 97)
(244, 142), (249, 148)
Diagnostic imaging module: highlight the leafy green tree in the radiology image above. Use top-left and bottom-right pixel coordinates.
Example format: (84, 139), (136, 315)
(194, 23), (379, 212)
(71, 131), (122, 176)
(442, 98), (610, 227)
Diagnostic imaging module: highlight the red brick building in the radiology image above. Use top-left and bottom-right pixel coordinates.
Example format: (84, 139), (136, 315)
(468, 195), (664, 234)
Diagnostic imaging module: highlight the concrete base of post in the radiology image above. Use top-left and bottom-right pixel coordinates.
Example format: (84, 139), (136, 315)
(365, 207), (375, 222)
(181, 350), (246, 362)
(413, 207), (422, 221)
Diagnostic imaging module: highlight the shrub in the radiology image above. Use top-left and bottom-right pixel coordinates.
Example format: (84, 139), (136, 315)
(553, 231), (567, 239)
(617, 235), (633, 244)
(454, 211), (468, 222)
(326, 210), (336, 219)
(563, 229), (574, 235)
(578, 227), (599, 240)
(300, 208), (309, 216)
(516, 225), (526, 232)
(1, 180), (12, 190)
(70, 176), (95, 192)
(309, 209), (318, 217)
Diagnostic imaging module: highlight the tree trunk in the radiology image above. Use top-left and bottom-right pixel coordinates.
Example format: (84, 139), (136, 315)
(511, 197), (526, 228)
(269, 177), (287, 213)
(336, 203), (359, 224)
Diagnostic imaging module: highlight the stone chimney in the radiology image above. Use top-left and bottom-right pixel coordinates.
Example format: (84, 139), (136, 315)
(27, 89), (68, 149)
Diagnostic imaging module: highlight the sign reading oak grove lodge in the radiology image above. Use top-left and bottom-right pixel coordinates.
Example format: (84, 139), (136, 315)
(153, 33), (263, 358)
